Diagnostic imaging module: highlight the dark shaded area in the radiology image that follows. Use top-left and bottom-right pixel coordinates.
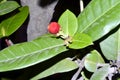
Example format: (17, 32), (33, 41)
(50, 0), (91, 21)
(112, 73), (120, 80)
(51, 0), (80, 22)
(83, 0), (91, 7)
(38, 0), (57, 7)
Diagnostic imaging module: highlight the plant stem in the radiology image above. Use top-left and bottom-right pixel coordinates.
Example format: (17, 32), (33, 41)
(80, 0), (84, 12)
(5, 39), (13, 46)
(71, 56), (86, 80)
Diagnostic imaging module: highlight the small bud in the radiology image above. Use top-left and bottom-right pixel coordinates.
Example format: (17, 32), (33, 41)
(48, 22), (60, 34)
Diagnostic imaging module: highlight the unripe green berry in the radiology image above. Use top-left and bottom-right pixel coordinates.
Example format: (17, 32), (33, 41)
(48, 22), (60, 34)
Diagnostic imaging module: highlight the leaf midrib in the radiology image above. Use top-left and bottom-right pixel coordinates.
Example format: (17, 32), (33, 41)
(0, 42), (65, 63)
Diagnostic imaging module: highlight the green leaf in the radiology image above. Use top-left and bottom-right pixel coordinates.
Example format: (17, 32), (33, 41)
(31, 58), (78, 80)
(117, 78), (120, 80)
(0, 6), (29, 38)
(84, 50), (105, 72)
(0, 34), (68, 72)
(58, 10), (78, 38)
(100, 28), (120, 60)
(0, 1), (20, 16)
(0, 0), (7, 3)
(77, 0), (120, 41)
(69, 33), (93, 49)
(90, 65), (110, 80)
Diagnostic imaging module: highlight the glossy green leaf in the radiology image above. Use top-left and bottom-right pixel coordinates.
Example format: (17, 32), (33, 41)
(0, 0), (7, 3)
(90, 64), (110, 80)
(84, 50), (105, 72)
(0, 34), (68, 72)
(0, 6), (29, 38)
(31, 58), (78, 80)
(0, 1), (20, 16)
(58, 10), (78, 38)
(78, 0), (120, 41)
(100, 28), (120, 60)
(69, 33), (93, 49)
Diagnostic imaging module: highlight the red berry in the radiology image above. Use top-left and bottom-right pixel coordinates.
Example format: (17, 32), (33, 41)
(48, 22), (60, 34)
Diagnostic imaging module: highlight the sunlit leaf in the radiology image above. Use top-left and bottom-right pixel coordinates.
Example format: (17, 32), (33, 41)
(0, 6), (29, 38)
(0, 1), (20, 16)
(69, 33), (93, 49)
(78, 0), (120, 41)
(31, 58), (78, 80)
(0, 34), (68, 72)
(58, 10), (78, 38)
(100, 28), (120, 60)
(84, 50), (105, 72)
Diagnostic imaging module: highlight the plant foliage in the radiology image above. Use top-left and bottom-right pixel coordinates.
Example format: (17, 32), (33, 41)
(0, 0), (120, 80)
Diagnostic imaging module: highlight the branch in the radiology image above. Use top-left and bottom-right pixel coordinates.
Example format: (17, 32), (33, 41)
(71, 56), (86, 80)
(5, 39), (13, 46)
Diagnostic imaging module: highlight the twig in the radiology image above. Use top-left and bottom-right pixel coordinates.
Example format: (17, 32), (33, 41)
(80, 0), (84, 12)
(71, 56), (86, 80)
(117, 51), (120, 68)
(108, 74), (113, 80)
(5, 39), (14, 46)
